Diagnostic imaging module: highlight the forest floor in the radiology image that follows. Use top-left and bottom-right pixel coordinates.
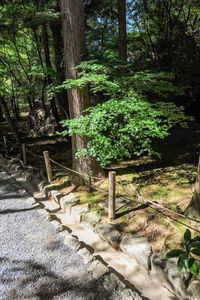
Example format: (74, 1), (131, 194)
(1, 117), (200, 254)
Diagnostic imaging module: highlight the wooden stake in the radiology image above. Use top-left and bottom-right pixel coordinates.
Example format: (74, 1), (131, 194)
(195, 153), (200, 189)
(3, 136), (8, 154)
(22, 144), (27, 166)
(109, 171), (116, 221)
(43, 151), (53, 182)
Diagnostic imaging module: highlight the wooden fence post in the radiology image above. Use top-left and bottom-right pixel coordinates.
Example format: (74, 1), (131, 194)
(109, 171), (116, 221)
(43, 151), (53, 183)
(3, 136), (8, 154)
(22, 144), (27, 165)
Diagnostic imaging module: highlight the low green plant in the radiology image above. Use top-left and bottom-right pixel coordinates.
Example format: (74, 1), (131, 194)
(165, 229), (200, 277)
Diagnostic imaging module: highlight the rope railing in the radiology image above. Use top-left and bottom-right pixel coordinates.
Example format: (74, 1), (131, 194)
(115, 188), (200, 233)
(1, 135), (200, 234)
(26, 147), (43, 159)
(48, 157), (103, 181)
(6, 138), (44, 159)
(114, 177), (200, 234)
(149, 205), (200, 234)
(2, 136), (103, 180)
(6, 138), (22, 150)
(117, 176), (200, 225)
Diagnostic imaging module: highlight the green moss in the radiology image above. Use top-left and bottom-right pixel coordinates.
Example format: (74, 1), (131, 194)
(76, 189), (104, 205)
(52, 175), (70, 185)
(173, 218), (191, 236)
(149, 186), (168, 198)
(120, 215), (128, 221)
(92, 207), (105, 216)
(51, 150), (72, 165)
(141, 184), (168, 200)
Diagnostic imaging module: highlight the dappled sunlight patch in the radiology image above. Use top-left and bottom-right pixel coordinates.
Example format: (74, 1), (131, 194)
(164, 230), (183, 250)
(109, 156), (156, 170)
(74, 186), (107, 207)
(140, 184), (168, 200)
(51, 175), (70, 187)
(125, 213), (149, 234)
(104, 160), (199, 253)
(167, 189), (190, 204)
(98, 181), (109, 191)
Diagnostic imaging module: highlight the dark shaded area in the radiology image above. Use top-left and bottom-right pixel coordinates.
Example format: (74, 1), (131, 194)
(0, 257), (109, 300)
(116, 203), (150, 218)
(0, 194), (30, 200)
(0, 205), (39, 214)
(109, 122), (200, 176)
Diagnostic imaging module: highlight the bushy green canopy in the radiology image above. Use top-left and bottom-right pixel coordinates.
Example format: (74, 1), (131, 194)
(59, 61), (191, 166)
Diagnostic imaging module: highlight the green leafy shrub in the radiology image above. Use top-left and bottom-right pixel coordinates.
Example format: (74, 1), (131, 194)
(165, 229), (200, 277)
(58, 60), (191, 167)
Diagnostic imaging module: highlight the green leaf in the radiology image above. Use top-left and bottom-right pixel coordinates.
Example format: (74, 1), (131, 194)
(181, 242), (187, 250)
(190, 241), (200, 249)
(189, 258), (199, 278)
(191, 249), (200, 256)
(177, 256), (184, 273)
(184, 229), (191, 244)
(165, 249), (184, 259)
(177, 253), (189, 273)
(191, 236), (200, 243)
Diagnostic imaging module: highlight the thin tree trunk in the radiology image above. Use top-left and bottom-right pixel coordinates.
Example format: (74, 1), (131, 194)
(42, 20), (60, 125)
(10, 78), (19, 119)
(10, 96), (19, 120)
(185, 154), (200, 217)
(61, 0), (104, 185)
(50, 14), (69, 119)
(118, 0), (127, 61)
(0, 96), (20, 143)
(0, 106), (4, 122)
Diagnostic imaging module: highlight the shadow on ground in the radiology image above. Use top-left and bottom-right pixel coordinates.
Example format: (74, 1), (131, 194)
(0, 256), (107, 300)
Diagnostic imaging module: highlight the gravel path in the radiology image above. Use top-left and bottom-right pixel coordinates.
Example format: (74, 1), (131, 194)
(0, 166), (122, 300)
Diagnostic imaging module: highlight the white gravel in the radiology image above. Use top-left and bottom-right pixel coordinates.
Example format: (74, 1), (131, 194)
(0, 166), (122, 300)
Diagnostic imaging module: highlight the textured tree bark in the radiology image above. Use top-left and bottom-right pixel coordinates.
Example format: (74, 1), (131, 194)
(50, 10), (69, 119)
(185, 154), (200, 217)
(60, 0), (105, 185)
(118, 0), (127, 61)
(10, 96), (19, 120)
(0, 106), (4, 122)
(0, 96), (20, 143)
(41, 0), (60, 125)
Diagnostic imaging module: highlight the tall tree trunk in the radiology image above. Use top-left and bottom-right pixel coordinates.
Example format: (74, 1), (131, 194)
(41, 1), (60, 125)
(0, 106), (4, 122)
(10, 96), (19, 120)
(0, 96), (20, 143)
(10, 78), (19, 119)
(61, 0), (104, 185)
(185, 154), (200, 217)
(50, 12), (69, 119)
(118, 0), (127, 61)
